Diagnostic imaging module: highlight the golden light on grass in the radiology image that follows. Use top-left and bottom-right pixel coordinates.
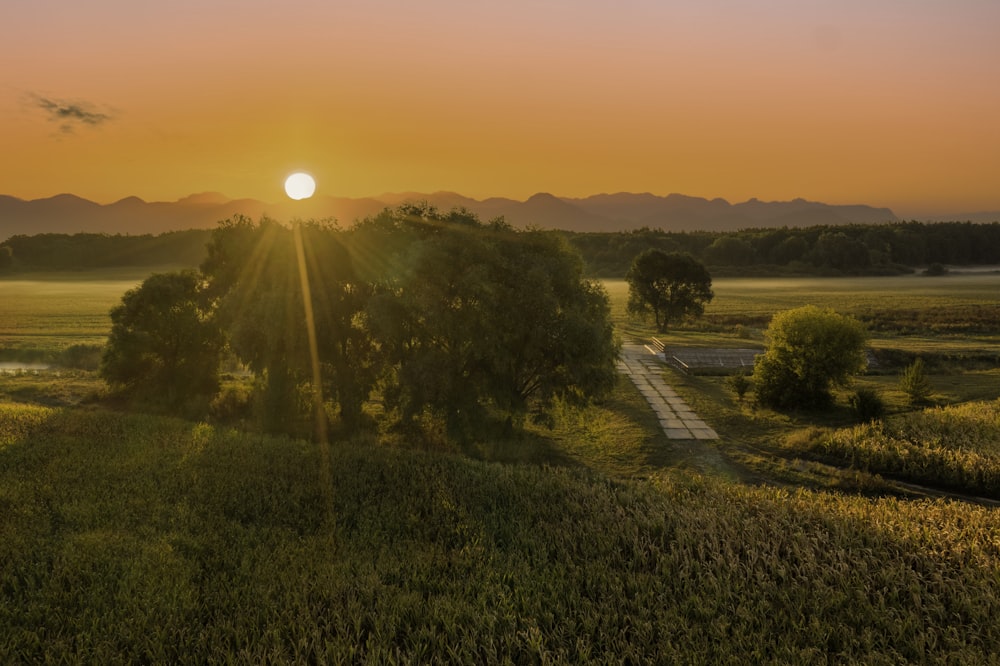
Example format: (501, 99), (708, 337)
(285, 170), (333, 529)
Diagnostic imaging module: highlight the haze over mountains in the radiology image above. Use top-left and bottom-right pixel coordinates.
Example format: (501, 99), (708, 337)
(2, 190), (993, 240)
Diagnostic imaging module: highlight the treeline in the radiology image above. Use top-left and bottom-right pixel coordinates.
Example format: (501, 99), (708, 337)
(3, 220), (1000, 277)
(0, 230), (211, 272)
(563, 221), (1000, 276)
(102, 206), (618, 439)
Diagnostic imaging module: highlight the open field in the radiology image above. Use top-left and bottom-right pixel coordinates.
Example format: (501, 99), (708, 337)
(603, 273), (1000, 496)
(604, 274), (1000, 359)
(2, 405), (999, 663)
(0, 269), (158, 357)
(604, 273), (1000, 327)
(1, 269), (999, 660)
(2, 269), (997, 359)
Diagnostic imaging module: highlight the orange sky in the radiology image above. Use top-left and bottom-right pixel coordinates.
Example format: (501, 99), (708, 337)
(2, 0), (998, 218)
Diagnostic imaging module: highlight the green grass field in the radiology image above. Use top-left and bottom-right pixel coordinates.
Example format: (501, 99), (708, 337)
(2, 406), (999, 663)
(0, 269), (155, 355)
(2, 269), (999, 661)
(604, 273), (1000, 357)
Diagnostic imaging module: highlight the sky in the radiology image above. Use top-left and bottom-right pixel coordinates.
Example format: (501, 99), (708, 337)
(2, 0), (998, 218)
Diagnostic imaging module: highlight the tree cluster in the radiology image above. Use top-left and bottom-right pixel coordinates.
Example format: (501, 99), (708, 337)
(102, 271), (224, 408)
(0, 231), (211, 272)
(4, 220), (999, 278)
(564, 221), (1000, 276)
(101, 206), (619, 439)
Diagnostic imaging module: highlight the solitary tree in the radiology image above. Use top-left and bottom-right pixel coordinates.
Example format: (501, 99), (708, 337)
(101, 271), (224, 408)
(626, 250), (713, 332)
(753, 306), (867, 409)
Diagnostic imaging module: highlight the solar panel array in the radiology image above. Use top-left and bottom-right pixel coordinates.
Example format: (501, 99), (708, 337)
(666, 348), (761, 370)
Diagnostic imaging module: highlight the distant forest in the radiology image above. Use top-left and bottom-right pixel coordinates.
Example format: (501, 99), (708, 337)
(565, 221), (1000, 277)
(2, 221), (1000, 277)
(0, 231), (212, 272)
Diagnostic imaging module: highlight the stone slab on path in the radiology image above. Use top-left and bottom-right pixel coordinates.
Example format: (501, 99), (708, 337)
(617, 344), (719, 440)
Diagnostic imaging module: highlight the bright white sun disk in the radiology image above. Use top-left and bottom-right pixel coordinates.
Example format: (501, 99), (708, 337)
(284, 172), (316, 200)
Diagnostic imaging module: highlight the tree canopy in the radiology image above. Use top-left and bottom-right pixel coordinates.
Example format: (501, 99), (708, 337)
(753, 306), (868, 409)
(100, 270), (224, 407)
(626, 250), (713, 332)
(200, 216), (374, 433)
(353, 205), (618, 436)
(103, 206), (620, 439)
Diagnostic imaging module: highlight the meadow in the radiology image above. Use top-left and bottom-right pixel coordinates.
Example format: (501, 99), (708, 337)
(4, 269), (998, 361)
(603, 271), (1000, 500)
(604, 272), (1000, 358)
(0, 268), (154, 358)
(2, 406), (999, 663)
(1, 268), (1000, 661)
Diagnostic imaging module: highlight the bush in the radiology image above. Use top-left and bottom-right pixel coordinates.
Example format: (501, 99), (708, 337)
(753, 306), (868, 410)
(727, 372), (752, 404)
(59, 344), (104, 371)
(899, 358), (932, 405)
(209, 384), (255, 423)
(850, 388), (885, 423)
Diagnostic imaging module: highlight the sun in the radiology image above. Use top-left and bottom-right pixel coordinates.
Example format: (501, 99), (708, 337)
(284, 172), (316, 200)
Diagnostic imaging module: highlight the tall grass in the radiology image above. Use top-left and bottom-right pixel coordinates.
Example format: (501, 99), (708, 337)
(808, 400), (1000, 498)
(2, 404), (999, 662)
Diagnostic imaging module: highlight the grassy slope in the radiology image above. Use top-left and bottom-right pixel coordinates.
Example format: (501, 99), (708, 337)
(2, 405), (1000, 663)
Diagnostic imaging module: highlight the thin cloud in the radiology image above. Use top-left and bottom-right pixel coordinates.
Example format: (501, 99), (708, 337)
(29, 94), (114, 133)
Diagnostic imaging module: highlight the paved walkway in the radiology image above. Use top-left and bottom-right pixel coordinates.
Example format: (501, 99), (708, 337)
(617, 344), (719, 440)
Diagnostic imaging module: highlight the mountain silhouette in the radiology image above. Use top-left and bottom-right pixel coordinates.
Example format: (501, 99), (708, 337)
(0, 190), (907, 240)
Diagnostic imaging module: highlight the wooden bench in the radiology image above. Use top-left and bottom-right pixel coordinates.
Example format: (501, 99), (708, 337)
(645, 337), (666, 355)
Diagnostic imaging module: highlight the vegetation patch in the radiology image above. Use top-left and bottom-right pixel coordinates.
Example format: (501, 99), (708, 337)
(2, 405), (1000, 663)
(800, 400), (1000, 498)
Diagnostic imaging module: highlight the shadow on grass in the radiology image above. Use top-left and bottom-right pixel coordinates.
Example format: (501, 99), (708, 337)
(460, 429), (584, 470)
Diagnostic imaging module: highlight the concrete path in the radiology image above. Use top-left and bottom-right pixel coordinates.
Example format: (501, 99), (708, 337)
(617, 344), (719, 440)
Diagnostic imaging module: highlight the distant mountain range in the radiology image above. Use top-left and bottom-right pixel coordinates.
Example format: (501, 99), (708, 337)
(2, 190), (992, 240)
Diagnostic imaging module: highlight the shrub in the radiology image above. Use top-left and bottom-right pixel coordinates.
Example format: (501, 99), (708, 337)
(209, 384), (255, 423)
(753, 306), (868, 410)
(899, 358), (932, 405)
(923, 262), (948, 276)
(727, 372), (752, 404)
(60, 344), (104, 371)
(849, 388), (885, 423)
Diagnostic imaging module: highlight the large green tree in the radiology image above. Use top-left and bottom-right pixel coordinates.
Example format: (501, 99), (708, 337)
(356, 205), (619, 436)
(753, 305), (868, 409)
(626, 250), (713, 332)
(101, 270), (224, 407)
(202, 216), (374, 433)
(483, 230), (618, 426)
